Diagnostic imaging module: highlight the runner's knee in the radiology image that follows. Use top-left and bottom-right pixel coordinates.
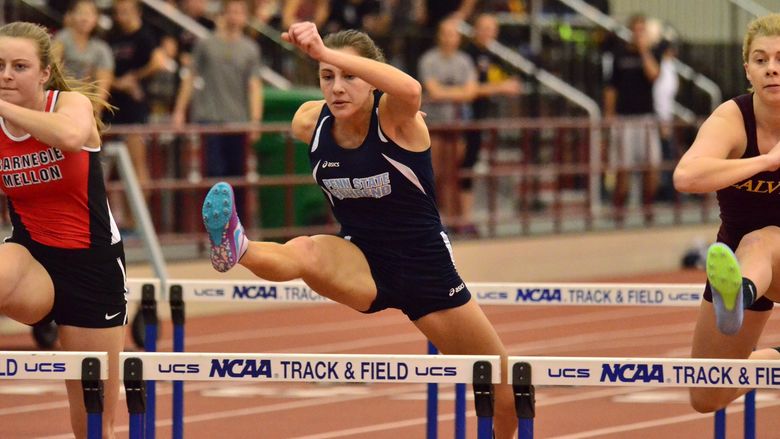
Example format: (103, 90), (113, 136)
(284, 236), (321, 273)
(740, 226), (780, 253)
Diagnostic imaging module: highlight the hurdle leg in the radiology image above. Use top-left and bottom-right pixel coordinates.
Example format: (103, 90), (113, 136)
(142, 285), (158, 439)
(455, 383), (466, 439)
(473, 361), (494, 439)
(124, 357), (147, 439)
(81, 358), (104, 439)
(744, 390), (756, 439)
(714, 408), (725, 439)
(513, 362), (535, 439)
(427, 341), (438, 439)
(170, 285), (186, 439)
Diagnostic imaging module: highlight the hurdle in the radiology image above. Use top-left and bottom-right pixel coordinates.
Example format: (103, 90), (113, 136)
(509, 356), (776, 438)
(133, 279), (754, 439)
(0, 351), (107, 439)
(127, 277), (162, 439)
(132, 277), (751, 438)
(120, 352), (500, 439)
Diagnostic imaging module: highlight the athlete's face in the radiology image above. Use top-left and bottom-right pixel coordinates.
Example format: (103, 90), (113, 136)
(745, 35), (780, 101)
(319, 48), (374, 119)
(0, 37), (49, 108)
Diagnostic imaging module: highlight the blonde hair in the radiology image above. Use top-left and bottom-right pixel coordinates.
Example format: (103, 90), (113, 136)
(743, 14), (780, 63)
(0, 22), (113, 132)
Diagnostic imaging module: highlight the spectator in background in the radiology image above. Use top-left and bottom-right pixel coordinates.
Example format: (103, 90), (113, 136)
(281, 0), (329, 83)
(420, 0), (476, 28)
(602, 13), (660, 224)
(52, 0), (114, 120)
(105, 0), (160, 232)
(177, 0), (216, 69)
(324, 0), (390, 37)
(649, 19), (680, 202)
(282, 0), (329, 29)
(252, 0), (282, 28)
(146, 35), (179, 123)
(462, 13), (522, 235)
(382, 0), (425, 71)
(418, 18), (477, 231)
(172, 0), (263, 217)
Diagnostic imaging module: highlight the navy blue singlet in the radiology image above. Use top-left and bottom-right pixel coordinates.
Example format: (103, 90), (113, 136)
(308, 91), (443, 241)
(306, 91), (471, 320)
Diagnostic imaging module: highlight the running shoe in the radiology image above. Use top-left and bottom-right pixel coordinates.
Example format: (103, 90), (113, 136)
(706, 242), (744, 335)
(202, 182), (249, 272)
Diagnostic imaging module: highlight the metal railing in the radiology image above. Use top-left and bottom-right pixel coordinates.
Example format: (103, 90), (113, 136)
(78, 118), (713, 250)
(557, 0), (724, 114)
(457, 22), (604, 216)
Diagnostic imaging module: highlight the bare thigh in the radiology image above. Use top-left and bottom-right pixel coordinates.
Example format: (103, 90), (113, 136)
(0, 243), (54, 324)
(301, 235), (378, 312)
(60, 325), (125, 439)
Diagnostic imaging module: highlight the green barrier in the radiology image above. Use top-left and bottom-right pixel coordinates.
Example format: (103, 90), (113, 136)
(257, 87), (327, 231)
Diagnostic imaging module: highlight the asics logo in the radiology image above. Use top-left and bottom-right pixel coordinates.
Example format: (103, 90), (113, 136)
(322, 161), (340, 168)
(105, 312), (122, 320)
(449, 282), (466, 297)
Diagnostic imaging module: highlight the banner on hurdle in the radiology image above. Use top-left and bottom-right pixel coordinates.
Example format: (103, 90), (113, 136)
(163, 278), (704, 307)
(509, 356), (780, 389)
(120, 352), (501, 384)
(0, 351), (108, 380)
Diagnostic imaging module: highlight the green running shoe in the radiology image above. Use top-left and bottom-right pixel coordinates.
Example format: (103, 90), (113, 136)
(706, 243), (744, 335)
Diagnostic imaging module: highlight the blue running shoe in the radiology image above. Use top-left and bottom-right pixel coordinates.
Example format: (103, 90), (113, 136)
(202, 182), (249, 272)
(706, 243), (744, 335)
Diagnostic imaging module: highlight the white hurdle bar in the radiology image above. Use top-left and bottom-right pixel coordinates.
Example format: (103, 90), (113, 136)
(129, 278), (707, 439)
(120, 352), (500, 439)
(0, 351), (108, 439)
(159, 279), (704, 307)
(508, 356), (777, 439)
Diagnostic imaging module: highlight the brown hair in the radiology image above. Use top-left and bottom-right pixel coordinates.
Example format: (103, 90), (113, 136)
(323, 29), (385, 63)
(743, 14), (780, 63)
(0, 21), (113, 132)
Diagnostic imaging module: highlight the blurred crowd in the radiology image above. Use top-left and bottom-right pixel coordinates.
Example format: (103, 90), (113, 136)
(33, 0), (680, 233)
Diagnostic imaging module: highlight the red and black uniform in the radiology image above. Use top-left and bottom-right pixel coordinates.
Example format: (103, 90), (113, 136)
(0, 90), (127, 327)
(703, 93), (778, 311)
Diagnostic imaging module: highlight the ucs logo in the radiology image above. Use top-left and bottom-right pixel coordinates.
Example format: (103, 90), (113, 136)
(194, 288), (224, 297)
(477, 291), (509, 301)
(159, 363), (200, 374)
(668, 292), (700, 301)
(547, 367), (589, 379)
